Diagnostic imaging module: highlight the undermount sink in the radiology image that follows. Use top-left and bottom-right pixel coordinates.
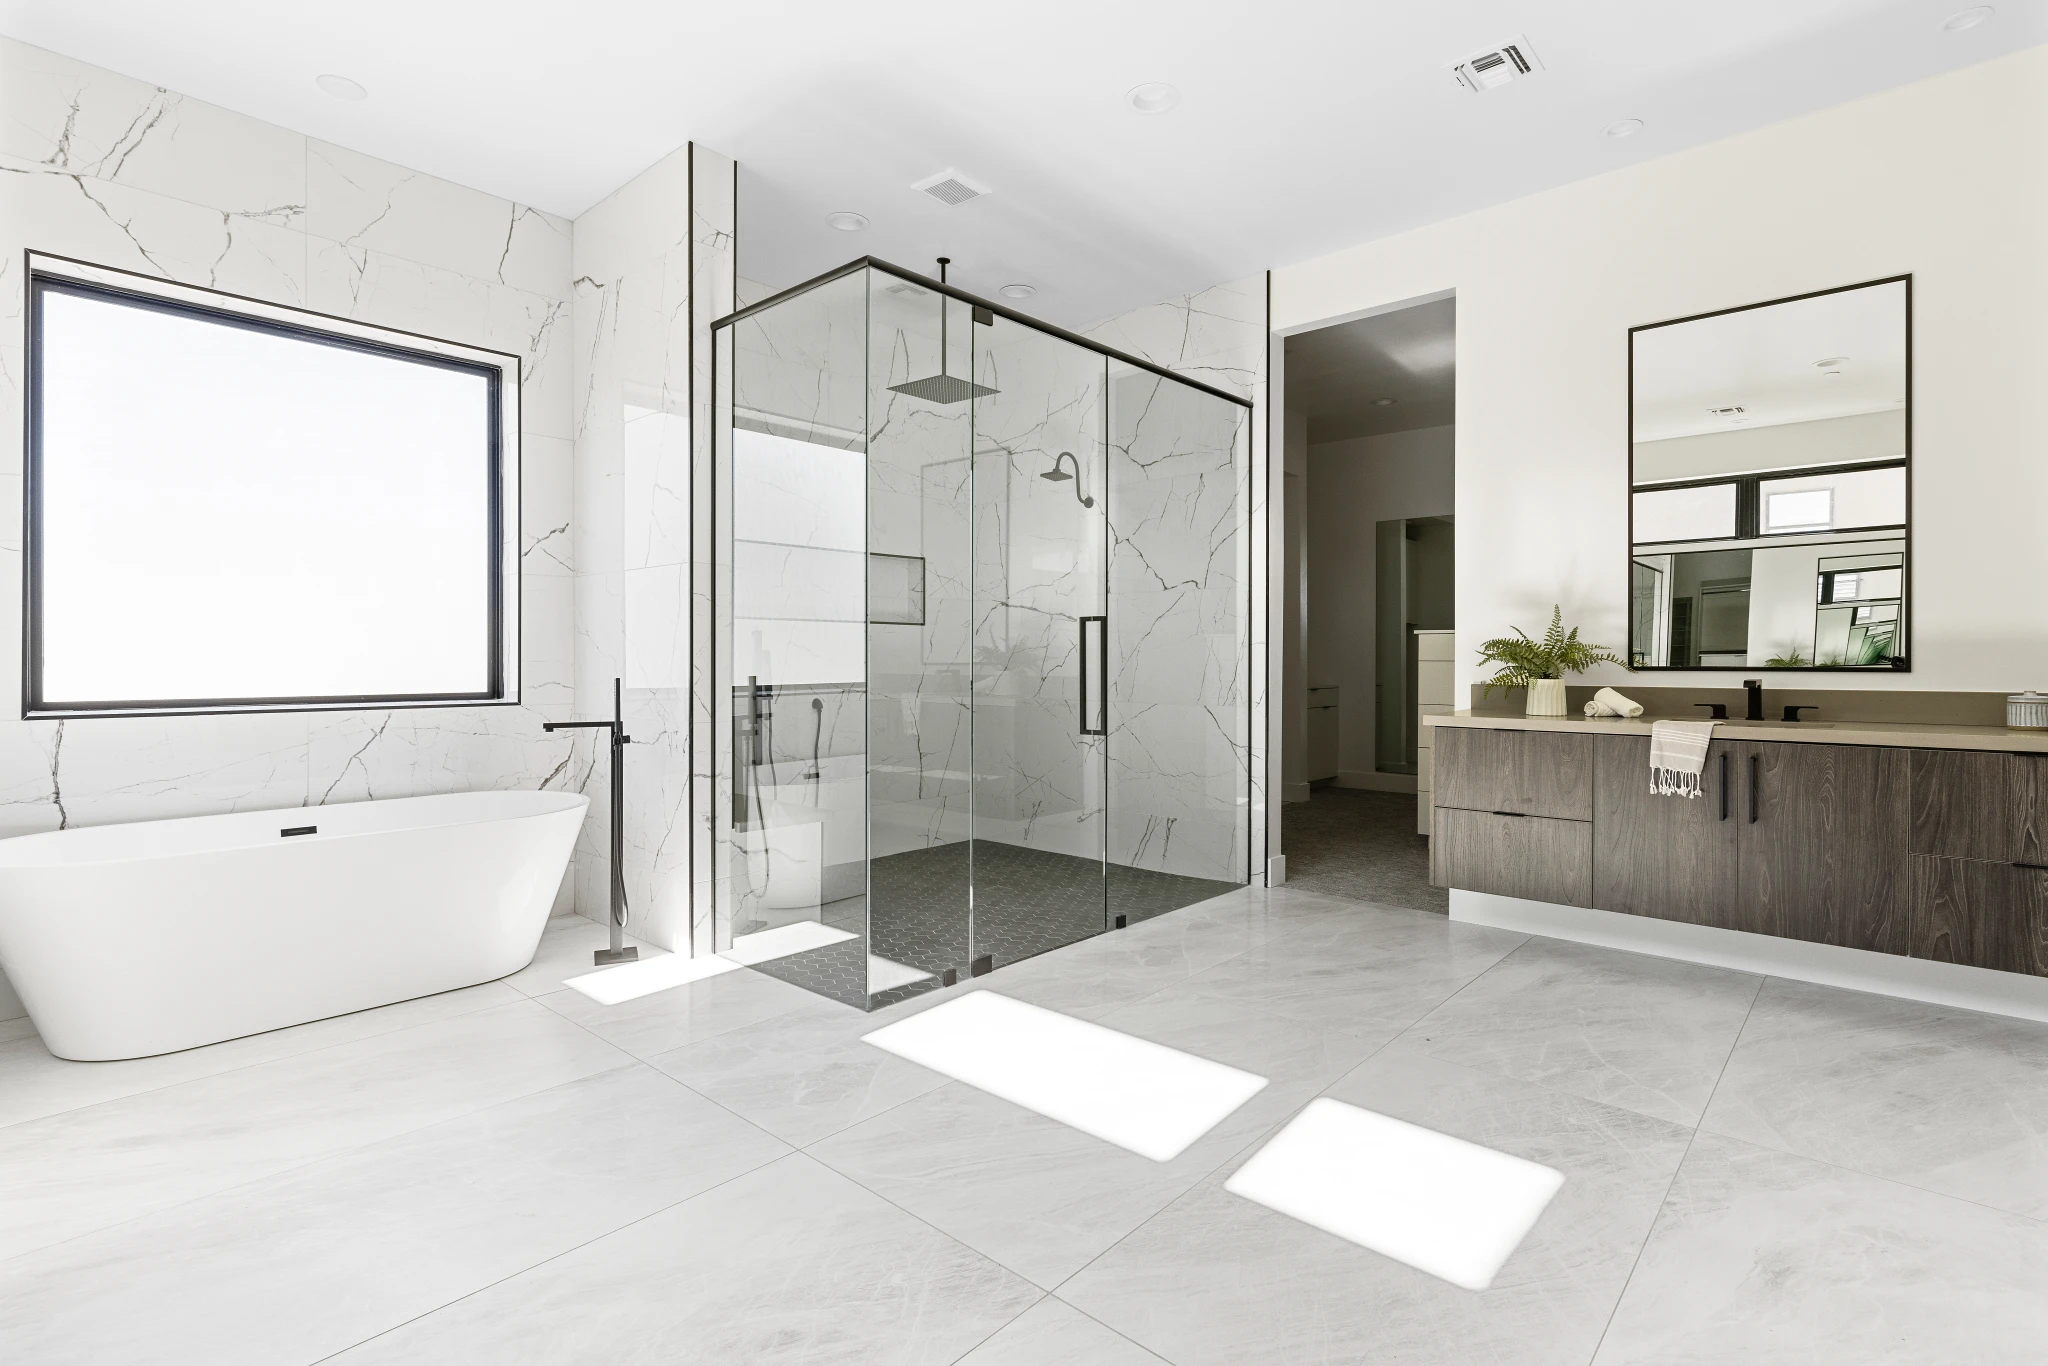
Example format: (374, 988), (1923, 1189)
(1732, 720), (1836, 728)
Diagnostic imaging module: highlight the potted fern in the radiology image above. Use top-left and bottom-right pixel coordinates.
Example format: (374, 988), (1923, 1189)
(1477, 606), (1625, 717)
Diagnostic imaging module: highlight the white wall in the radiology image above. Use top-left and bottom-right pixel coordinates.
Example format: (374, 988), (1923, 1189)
(1273, 47), (2048, 697)
(1304, 426), (1455, 783)
(0, 39), (584, 1022)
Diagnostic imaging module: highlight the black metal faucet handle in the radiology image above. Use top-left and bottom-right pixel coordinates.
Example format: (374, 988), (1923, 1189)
(1694, 703), (1729, 720)
(1782, 705), (1819, 722)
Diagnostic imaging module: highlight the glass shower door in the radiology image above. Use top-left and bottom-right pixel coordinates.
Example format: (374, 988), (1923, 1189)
(967, 314), (1109, 969)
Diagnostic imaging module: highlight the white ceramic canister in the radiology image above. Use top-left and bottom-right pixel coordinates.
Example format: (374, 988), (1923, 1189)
(2009, 692), (2048, 730)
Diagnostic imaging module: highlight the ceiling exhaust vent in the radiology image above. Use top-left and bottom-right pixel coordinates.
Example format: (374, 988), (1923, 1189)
(912, 168), (990, 206)
(1449, 37), (1541, 92)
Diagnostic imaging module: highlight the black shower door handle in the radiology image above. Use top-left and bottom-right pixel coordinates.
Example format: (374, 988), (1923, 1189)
(1079, 616), (1107, 736)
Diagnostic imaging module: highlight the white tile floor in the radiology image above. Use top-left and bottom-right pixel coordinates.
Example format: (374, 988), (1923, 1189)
(6, 889), (2048, 1364)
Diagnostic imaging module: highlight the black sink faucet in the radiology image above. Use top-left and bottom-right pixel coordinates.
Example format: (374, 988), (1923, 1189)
(1743, 678), (1764, 722)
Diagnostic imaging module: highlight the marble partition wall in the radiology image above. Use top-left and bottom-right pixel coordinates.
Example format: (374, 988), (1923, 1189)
(571, 143), (736, 951)
(0, 39), (586, 1018)
(1086, 277), (1270, 884)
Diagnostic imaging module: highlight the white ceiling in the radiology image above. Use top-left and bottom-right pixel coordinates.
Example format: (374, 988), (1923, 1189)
(3, 1), (2041, 327)
(1286, 298), (1456, 443)
(1633, 280), (1908, 441)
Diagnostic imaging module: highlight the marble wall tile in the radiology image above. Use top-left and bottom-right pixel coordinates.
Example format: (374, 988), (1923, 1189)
(0, 39), (305, 225)
(306, 140), (568, 297)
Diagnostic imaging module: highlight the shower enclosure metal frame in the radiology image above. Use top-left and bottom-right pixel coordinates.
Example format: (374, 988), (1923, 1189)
(706, 256), (1256, 1008)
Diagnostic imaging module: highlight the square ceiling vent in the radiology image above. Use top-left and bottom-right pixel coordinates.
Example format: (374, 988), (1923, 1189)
(1449, 37), (1542, 92)
(912, 168), (990, 206)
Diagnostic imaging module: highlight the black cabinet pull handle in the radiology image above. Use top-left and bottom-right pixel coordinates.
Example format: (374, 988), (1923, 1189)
(1491, 809), (1529, 818)
(2016, 862), (2048, 871)
(1719, 753), (1728, 822)
(1748, 753), (1759, 823)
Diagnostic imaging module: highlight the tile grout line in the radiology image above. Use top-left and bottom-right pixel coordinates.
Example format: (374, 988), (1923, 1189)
(1581, 968), (1765, 1365)
(304, 1146), (820, 1365)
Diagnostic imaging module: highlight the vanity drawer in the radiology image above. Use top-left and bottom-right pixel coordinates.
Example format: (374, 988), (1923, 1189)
(1432, 727), (1594, 821)
(1430, 807), (1592, 908)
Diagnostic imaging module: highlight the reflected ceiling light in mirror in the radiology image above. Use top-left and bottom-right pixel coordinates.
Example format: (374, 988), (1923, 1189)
(863, 991), (1267, 1161)
(1943, 6), (1994, 31)
(1603, 118), (1644, 139)
(999, 283), (1036, 300)
(316, 73), (368, 101)
(1225, 1098), (1565, 1291)
(1128, 82), (1182, 115)
(825, 211), (869, 232)
(1373, 397), (1397, 406)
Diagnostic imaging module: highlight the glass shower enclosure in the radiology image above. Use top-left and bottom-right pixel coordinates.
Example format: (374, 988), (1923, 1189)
(710, 259), (1253, 1008)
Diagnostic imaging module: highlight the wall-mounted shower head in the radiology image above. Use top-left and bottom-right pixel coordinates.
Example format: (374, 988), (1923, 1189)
(1040, 452), (1095, 507)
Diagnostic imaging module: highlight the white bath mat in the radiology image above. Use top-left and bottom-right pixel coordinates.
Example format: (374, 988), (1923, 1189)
(861, 991), (1267, 1161)
(722, 920), (858, 966)
(1224, 1098), (1565, 1291)
(564, 952), (738, 1005)
(866, 955), (934, 993)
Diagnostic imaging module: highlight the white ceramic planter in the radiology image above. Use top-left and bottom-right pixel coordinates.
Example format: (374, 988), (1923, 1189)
(1525, 678), (1568, 717)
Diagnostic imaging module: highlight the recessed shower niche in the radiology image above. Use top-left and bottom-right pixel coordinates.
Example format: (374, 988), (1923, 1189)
(711, 260), (1256, 1007)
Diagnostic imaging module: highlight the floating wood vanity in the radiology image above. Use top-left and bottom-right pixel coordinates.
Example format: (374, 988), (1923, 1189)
(1429, 713), (2048, 978)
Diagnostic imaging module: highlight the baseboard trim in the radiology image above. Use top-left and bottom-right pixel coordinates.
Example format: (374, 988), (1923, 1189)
(1451, 890), (2048, 1024)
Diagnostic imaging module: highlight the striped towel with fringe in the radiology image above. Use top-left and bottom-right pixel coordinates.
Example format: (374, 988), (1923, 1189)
(1649, 720), (1716, 799)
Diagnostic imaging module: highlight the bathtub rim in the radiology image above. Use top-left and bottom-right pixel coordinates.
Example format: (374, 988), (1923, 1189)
(0, 789), (590, 870)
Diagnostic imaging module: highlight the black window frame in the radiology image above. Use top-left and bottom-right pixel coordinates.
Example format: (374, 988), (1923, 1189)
(23, 256), (519, 719)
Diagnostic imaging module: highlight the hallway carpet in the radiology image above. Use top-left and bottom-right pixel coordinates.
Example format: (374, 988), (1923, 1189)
(1281, 787), (1446, 913)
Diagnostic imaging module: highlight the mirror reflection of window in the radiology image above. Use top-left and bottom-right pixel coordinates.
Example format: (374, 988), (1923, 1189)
(1628, 277), (1908, 669)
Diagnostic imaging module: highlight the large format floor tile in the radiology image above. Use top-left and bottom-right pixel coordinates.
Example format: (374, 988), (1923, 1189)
(1593, 1132), (2048, 1364)
(0, 979), (525, 1130)
(1700, 977), (2048, 1218)
(534, 960), (848, 1059)
(0, 1066), (788, 1366)
(954, 1296), (1169, 1366)
(808, 984), (1380, 1288)
(1404, 937), (1763, 1125)
(500, 915), (664, 997)
(325, 1152), (1042, 1366)
(0, 999), (630, 1261)
(649, 1000), (950, 1147)
(1061, 1043), (1694, 1366)
(1176, 903), (1527, 1039)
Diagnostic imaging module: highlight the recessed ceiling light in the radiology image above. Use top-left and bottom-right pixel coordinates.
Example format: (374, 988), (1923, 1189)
(825, 210), (869, 232)
(1128, 82), (1181, 115)
(1943, 6), (1994, 32)
(316, 73), (368, 101)
(1604, 118), (1644, 139)
(1373, 397), (1397, 407)
(999, 283), (1036, 300)
(1814, 356), (1848, 368)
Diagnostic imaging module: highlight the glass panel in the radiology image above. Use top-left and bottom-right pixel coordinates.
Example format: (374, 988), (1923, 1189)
(1105, 362), (1251, 923)
(967, 310), (1109, 968)
(1632, 483), (1737, 544)
(864, 273), (974, 1001)
(1629, 539), (1905, 668)
(713, 269), (873, 1006)
(1759, 466), (1905, 534)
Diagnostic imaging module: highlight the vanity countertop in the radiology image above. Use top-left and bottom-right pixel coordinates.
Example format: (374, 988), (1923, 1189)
(1426, 710), (2048, 754)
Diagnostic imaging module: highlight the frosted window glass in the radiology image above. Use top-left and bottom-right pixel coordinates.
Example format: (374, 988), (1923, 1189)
(33, 285), (505, 710)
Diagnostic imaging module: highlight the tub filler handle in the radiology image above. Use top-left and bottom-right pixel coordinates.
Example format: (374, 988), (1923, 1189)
(542, 676), (639, 967)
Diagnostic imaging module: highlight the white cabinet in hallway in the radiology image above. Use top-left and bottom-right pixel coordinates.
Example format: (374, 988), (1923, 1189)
(1415, 630), (1455, 835)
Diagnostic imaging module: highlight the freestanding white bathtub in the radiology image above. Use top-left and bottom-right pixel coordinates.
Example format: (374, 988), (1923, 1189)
(0, 790), (587, 1061)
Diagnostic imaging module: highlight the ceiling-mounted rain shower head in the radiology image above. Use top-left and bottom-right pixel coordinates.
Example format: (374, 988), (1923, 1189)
(1041, 452), (1095, 507)
(887, 256), (999, 406)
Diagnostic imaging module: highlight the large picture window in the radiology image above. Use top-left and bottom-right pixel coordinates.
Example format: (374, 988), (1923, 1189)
(25, 257), (520, 718)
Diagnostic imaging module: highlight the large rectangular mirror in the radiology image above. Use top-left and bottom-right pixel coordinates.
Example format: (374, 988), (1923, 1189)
(1628, 276), (1909, 670)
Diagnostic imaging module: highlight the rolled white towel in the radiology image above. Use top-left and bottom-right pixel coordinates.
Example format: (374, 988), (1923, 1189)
(1583, 687), (1645, 719)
